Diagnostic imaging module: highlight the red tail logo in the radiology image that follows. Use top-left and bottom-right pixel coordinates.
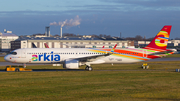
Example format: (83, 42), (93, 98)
(144, 25), (172, 50)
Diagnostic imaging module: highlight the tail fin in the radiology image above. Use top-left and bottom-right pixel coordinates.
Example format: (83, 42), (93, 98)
(44, 43), (49, 48)
(111, 44), (117, 52)
(144, 25), (172, 50)
(32, 43), (37, 48)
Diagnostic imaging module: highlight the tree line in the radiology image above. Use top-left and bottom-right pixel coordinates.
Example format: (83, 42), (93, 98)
(61, 33), (154, 41)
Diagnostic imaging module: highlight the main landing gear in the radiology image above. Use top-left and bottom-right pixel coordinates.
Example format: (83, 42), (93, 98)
(85, 65), (93, 71)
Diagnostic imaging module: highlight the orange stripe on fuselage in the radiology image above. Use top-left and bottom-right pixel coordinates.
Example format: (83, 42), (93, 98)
(91, 49), (149, 61)
(112, 53), (148, 61)
(90, 48), (162, 60)
(114, 49), (146, 57)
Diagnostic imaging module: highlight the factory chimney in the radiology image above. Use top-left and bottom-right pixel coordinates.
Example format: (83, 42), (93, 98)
(60, 27), (62, 38)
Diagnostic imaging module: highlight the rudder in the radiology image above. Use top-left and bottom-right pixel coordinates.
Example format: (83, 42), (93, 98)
(144, 25), (172, 50)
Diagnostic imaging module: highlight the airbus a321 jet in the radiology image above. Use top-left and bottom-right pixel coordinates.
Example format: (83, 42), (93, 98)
(4, 25), (176, 71)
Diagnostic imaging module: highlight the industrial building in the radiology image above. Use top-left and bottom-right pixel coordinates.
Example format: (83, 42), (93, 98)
(11, 36), (134, 50)
(134, 41), (151, 47)
(0, 32), (19, 52)
(168, 40), (180, 47)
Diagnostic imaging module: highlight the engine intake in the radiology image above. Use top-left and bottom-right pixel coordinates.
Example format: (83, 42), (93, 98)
(63, 59), (79, 69)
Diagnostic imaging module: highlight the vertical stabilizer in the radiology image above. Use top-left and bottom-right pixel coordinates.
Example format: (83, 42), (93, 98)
(44, 43), (49, 48)
(111, 44), (117, 52)
(144, 25), (172, 50)
(32, 43), (37, 48)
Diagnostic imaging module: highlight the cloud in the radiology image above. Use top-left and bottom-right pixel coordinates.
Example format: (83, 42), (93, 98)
(99, 0), (180, 11)
(1, 0), (180, 17)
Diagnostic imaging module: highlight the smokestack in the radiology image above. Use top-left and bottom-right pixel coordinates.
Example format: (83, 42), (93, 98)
(60, 27), (62, 38)
(45, 26), (50, 37)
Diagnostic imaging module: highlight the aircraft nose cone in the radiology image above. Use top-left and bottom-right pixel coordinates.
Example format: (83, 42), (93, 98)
(4, 55), (10, 62)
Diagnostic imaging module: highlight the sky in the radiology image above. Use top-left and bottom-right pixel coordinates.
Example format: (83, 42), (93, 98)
(0, 0), (180, 38)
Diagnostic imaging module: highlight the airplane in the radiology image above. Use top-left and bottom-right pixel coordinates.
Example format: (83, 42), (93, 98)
(32, 43), (37, 48)
(32, 42), (49, 48)
(44, 43), (49, 48)
(4, 25), (176, 71)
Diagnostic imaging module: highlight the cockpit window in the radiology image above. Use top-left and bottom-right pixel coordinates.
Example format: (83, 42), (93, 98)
(9, 52), (17, 55)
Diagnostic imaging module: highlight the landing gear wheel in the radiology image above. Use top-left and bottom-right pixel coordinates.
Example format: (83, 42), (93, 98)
(88, 67), (93, 71)
(85, 66), (89, 70)
(85, 66), (93, 71)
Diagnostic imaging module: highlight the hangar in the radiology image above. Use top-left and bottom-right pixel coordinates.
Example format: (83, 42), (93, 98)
(11, 36), (134, 50)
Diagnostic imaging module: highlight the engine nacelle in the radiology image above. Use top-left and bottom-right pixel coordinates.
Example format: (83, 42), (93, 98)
(63, 59), (79, 69)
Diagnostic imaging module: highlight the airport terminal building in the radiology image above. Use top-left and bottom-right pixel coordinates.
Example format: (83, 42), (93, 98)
(11, 36), (134, 50)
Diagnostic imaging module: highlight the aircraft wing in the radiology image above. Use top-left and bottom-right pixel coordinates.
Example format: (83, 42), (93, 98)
(70, 53), (111, 62)
(71, 44), (116, 62)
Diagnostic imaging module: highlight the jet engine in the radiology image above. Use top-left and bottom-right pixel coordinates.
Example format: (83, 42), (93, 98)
(63, 59), (79, 69)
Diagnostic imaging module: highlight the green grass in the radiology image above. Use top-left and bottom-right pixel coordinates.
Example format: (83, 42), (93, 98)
(0, 57), (5, 62)
(1, 60), (180, 70)
(0, 70), (180, 101)
(0, 62), (180, 101)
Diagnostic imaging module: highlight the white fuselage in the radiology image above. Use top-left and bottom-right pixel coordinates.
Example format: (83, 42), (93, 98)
(4, 48), (144, 64)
